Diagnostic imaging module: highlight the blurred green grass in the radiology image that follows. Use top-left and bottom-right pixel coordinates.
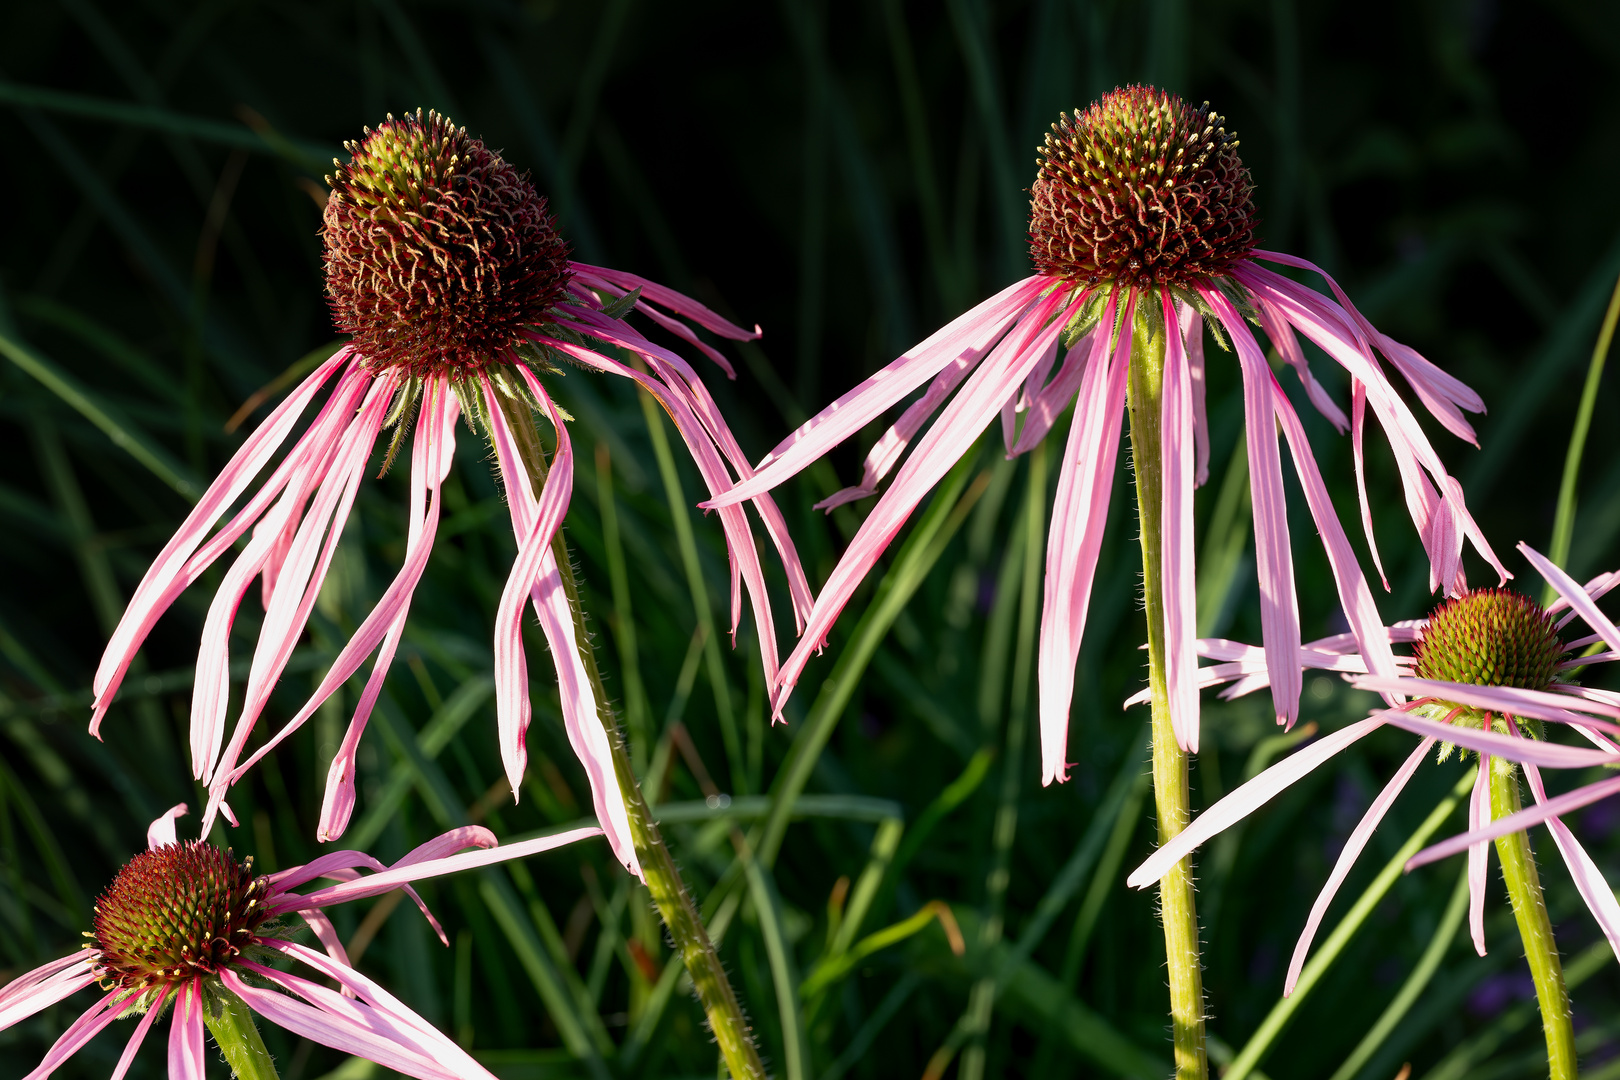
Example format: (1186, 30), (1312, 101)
(0, 1), (1618, 1077)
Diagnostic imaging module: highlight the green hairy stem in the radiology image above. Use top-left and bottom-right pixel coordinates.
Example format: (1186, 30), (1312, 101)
(495, 385), (766, 1080)
(1127, 299), (1208, 1079)
(203, 987), (279, 1080)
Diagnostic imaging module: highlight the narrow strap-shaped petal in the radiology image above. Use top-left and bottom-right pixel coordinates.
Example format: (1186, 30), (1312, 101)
(1550, 569), (1620, 624)
(146, 802), (189, 849)
(1357, 675), (1620, 728)
(1127, 717), (1384, 888)
(1010, 329), (1092, 458)
(170, 980), (207, 1080)
(0, 957), (95, 1030)
(1408, 774), (1620, 871)
(92, 350), (351, 719)
(1284, 737), (1433, 995)
(1520, 760), (1620, 964)
(779, 289), (1072, 715)
(1272, 374), (1399, 691)
(1039, 293), (1130, 781)
(1255, 298), (1348, 432)
(1375, 709), (1620, 766)
(1159, 290), (1200, 752)
(1349, 382), (1389, 590)
(1203, 286), (1301, 727)
(1178, 304), (1210, 487)
(21, 986), (128, 1080)
(569, 263), (762, 341)
(1523, 543), (1620, 653)
(280, 826), (602, 910)
(110, 984), (168, 1080)
(707, 276), (1051, 509)
(1468, 759), (1490, 956)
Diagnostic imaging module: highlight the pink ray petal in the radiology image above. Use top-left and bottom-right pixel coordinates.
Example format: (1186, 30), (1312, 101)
(280, 826), (602, 910)
(220, 968), (468, 1080)
(1160, 291), (1200, 752)
(569, 263), (761, 342)
(1465, 759), (1491, 955)
(1272, 373), (1398, 693)
(1256, 298), (1348, 432)
(1520, 759), (1620, 963)
(1355, 675), (1620, 727)
(1011, 329), (1092, 458)
(1347, 383), (1389, 590)
(1408, 774), (1620, 871)
(146, 802), (189, 849)
(0, 958), (95, 1030)
(706, 276), (1052, 510)
(21, 986), (131, 1080)
(1178, 304), (1210, 487)
(91, 350), (352, 721)
(1039, 294), (1130, 781)
(397, 825), (499, 865)
(169, 979), (206, 1080)
(1285, 736), (1433, 995)
(1522, 543), (1620, 653)
(110, 984), (168, 1080)
(775, 288), (1071, 715)
(1374, 710), (1620, 767)
(1551, 570), (1620, 624)
(1127, 717), (1385, 888)
(1203, 286), (1300, 727)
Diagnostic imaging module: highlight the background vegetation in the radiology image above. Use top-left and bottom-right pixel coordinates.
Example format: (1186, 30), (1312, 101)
(1, 1), (1618, 1077)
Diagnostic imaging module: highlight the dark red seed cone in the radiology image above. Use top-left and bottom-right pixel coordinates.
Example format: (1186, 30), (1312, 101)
(322, 109), (572, 379)
(1029, 86), (1258, 289)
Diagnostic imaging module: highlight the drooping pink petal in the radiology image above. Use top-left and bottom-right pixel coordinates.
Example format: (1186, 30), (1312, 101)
(0, 956), (95, 1030)
(110, 984), (168, 1080)
(169, 980), (206, 1080)
(220, 968), (470, 1080)
(1522, 543), (1620, 653)
(301, 909), (357, 968)
(1408, 775), (1620, 871)
(1520, 759), (1620, 963)
(20, 986), (128, 1080)
(1178, 304), (1210, 487)
(706, 276), (1052, 510)
(146, 802), (189, 849)
(1272, 373), (1399, 693)
(1284, 737), (1433, 995)
(1375, 710), (1620, 767)
(1550, 569), (1620, 625)
(569, 263), (762, 342)
(1160, 290), (1200, 752)
(776, 288), (1072, 716)
(1349, 383), (1389, 590)
(92, 350), (353, 724)
(1356, 675), (1620, 729)
(1127, 718), (1385, 888)
(1468, 758), (1490, 956)
(1255, 298), (1348, 432)
(1203, 285), (1301, 727)
(1011, 329), (1092, 457)
(1040, 293), (1130, 781)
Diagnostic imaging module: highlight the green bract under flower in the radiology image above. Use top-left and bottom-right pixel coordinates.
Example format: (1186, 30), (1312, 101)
(1414, 588), (1564, 694)
(322, 108), (573, 379)
(1029, 86), (1257, 289)
(91, 841), (270, 994)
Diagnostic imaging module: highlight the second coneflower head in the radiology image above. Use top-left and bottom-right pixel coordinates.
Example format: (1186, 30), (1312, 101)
(707, 84), (1502, 780)
(91, 109), (812, 876)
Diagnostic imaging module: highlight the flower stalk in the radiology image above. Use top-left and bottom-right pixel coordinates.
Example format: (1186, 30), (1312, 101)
(1127, 298), (1207, 1079)
(202, 986), (280, 1080)
(1490, 760), (1575, 1079)
(498, 389), (765, 1080)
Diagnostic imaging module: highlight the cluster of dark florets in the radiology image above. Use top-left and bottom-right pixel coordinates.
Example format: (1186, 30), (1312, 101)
(322, 109), (572, 378)
(1029, 86), (1257, 289)
(1414, 588), (1565, 693)
(90, 841), (270, 991)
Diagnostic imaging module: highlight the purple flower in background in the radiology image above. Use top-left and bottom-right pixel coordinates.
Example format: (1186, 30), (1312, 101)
(88, 111), (811, 873)
(1128, 543), (1620, 992)
(0, 804), (597, 1080)
(704, 86), (1501, 781)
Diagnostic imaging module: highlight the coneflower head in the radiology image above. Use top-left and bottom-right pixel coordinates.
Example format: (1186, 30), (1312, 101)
(90, 842), (270, 996)
(1414, 588), (1564, 693)
(1029, 86), (1257, 289)
(322, 109), (572, 378)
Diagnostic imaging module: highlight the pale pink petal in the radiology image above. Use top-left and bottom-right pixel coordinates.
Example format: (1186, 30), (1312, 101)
(1040, 293), (1130, 781)
(1375, 710), (1620, 767)
(397, 826), (499, 865)
(169, 980), (206, 1080)
(1127, 718), (1385, 888)
(92, 350), (352, 723)
(110, 984), (168, 1080)
(1355, 675), (1620, 728)
(1160, 291), (1199, 752)
(1408, 774), (1620, 871)
(280, 826), (602, 911)
(1349, 383), (1389, 590)
(1178, 304), (1210, 487)
(776, 289), (1072, 716)
(21, 987), (127, 1080)
(0, 957), (95, 1030)
(1284, 737), (1433, 995)
(1203, 286), (1300, 727)
(1551, 569), (1620, 624)
(146, 802), (189, 849)
(1520, 760), (1620, 963)
(1522, 543), (1620, 653)
(1011, 329), (1092, 457)
(569, 263), (761, 342)
(707, 276), (1052, 510)
(1467, 758), (1490, 955)
(1256, 298), (1348, 432)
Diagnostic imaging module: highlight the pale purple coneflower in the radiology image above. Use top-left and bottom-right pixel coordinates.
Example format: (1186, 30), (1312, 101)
(89, 110), (811, 874)
(0, 802), (597, 1080)
(1127, 542), (1620, 991)
(704, 86), (1502, 781)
